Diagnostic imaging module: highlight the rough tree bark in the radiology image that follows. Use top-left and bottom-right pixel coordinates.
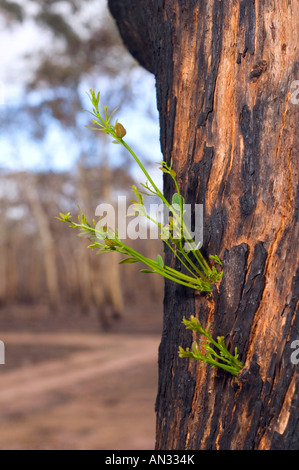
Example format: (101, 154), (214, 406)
(108, 0), (299, 450)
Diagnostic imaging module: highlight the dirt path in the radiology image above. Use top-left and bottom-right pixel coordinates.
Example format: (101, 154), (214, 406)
(0, 332), (160, 450)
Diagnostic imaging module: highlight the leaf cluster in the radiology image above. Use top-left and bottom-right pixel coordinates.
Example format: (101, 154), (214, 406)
(59, 90), (224, 293)
(179, 316), (244, 377)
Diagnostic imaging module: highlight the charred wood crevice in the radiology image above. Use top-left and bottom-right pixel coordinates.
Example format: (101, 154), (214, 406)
(238, 0), (256, 57)
(232, 242), (267, 357)
(239, 100), (264, 219)
(196, 1), (224, 129)
(249, 60), (268, 81)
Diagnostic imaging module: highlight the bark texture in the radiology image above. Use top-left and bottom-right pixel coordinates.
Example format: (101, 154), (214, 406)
(109, 0), (299, 450)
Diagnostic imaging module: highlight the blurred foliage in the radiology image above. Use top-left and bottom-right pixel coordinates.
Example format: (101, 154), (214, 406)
(0, 166), (163, 325)
(0, 0), (153, 167)
(0, 0), (24, 22)
(0, 1), (161, 323)
(35, 11), (81, 52)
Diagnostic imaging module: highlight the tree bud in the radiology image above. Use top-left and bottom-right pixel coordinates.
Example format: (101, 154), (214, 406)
(115, 122), (126, 138)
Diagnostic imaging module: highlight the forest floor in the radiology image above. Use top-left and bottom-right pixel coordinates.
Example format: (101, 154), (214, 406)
(0, 300), (163, 450)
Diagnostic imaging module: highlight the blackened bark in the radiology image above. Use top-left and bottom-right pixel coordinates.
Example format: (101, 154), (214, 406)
(109, 0), (299, 450)
(108, 0), (156, 74)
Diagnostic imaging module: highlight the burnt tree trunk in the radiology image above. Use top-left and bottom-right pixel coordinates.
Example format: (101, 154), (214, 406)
(109, 0), (299, 450)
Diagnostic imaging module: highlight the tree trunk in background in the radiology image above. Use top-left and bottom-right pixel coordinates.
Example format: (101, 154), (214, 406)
(77, 148), (124, 326)
(77, 162), (93, 313)
(26, 177), (60, 311)
(109, 0), (299, 450)
(97, 163), (124, 325)
(0, 200), (7, 306)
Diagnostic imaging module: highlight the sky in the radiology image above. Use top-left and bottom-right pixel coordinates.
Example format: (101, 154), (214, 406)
(0, 0), (162, 188)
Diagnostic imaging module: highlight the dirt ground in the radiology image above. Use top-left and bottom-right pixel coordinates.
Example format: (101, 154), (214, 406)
(0, 301), (163, 450)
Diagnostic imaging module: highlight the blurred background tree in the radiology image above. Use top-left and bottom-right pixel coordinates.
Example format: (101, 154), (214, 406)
(0, 0), (163, 328)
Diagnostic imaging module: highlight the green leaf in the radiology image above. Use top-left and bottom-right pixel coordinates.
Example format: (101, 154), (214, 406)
(180, 316), (244, 377)
(131, 185), (143, 204)
(57, 212), (71, 222)
(119, 257), (139, 264)
(191, 341), (200, 355)
(172, 193), (180, 205)
(172, 193), (184, 207)
(85, 126), (106, 131)
(140, 269), (155, 274)
(107, 106), (119, 123)
(156, 254), (164, 268)
(159, 167), (169, 173)
(209, 254), (223, 266)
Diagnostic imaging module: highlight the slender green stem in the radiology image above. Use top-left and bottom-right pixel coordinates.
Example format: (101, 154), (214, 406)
(119, 243), (205, 289)
(179, 316), (244, 377)
(119, 140), (218, 284)
(121, 140), (167, 205)
(163, 240), (198, 279)
(73, 221), (209, 290)
(75, 91), (223, 295)
(195, 249), (212, 273)
(177, 247), (211, 282)
(133, 201), (211, 283)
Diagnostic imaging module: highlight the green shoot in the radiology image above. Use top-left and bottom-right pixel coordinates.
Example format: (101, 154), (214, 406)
(179, 316), (244, 377)
(59, 89), (223, 294)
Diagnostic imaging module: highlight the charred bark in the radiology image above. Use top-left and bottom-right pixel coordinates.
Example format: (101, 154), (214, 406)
(109, 0), (299, 450)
